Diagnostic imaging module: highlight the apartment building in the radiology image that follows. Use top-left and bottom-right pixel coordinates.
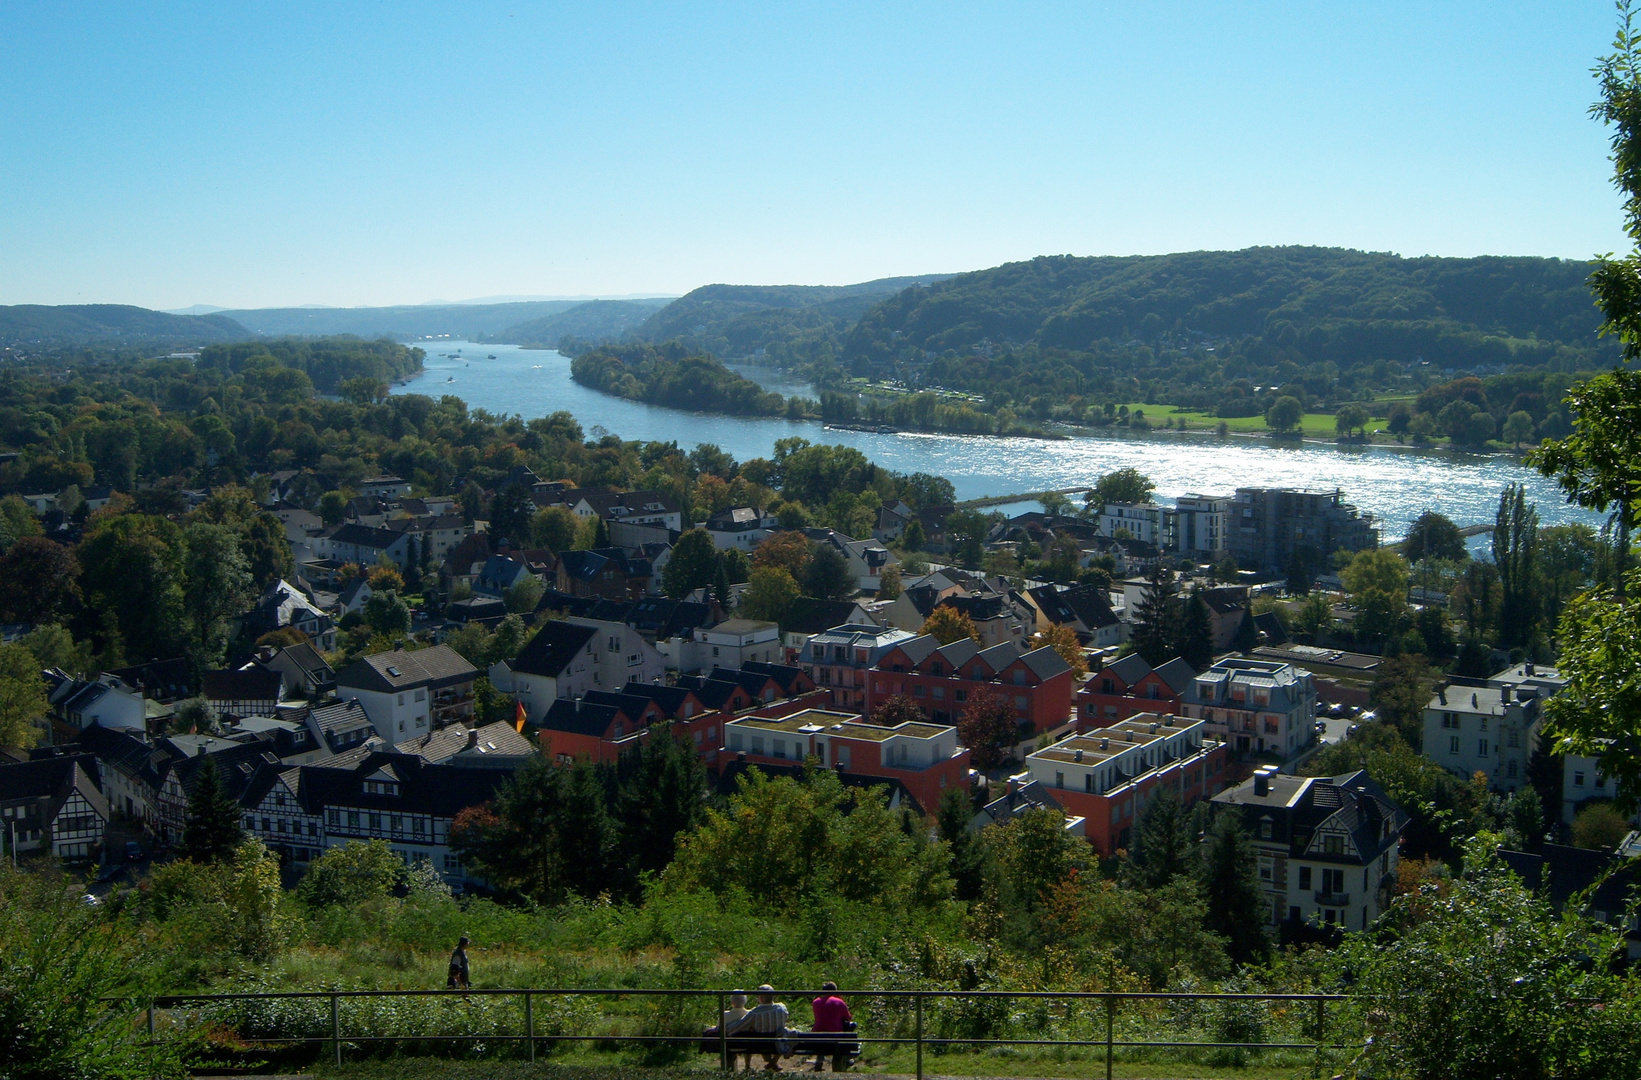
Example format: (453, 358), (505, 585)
(1078, 654), (1196, 729)
(1182, 657), (1317, 760)
(868, 635), (1075, 737)
(720, 707), (968, 814)
(1016, 714), (1228, 854)
(1227, 487), (1378, 573)
(1422, 681), (1543, 793)
(334, 645), (478, 747)
(801, 624), (920, 712)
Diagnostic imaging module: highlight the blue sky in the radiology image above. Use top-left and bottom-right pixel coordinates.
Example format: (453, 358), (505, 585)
(0, 2), (1628, 308)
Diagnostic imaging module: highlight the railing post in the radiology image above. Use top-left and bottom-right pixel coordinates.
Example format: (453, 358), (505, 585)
(147, 999), (156, 1080)
(1314, 996), (1325, 1079)
(718, 991), (728, 1071)
(525, 991), (534, 1064)
(331, 992), (341, 1068)
(1104, 995), (1114, 1080)
(914, 992), (923, 1080)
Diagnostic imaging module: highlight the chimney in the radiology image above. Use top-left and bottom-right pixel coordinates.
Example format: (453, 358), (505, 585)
(1074, 749), (1084, 762)
(1525, 662), (1535, 676)
(1500, 685), (1512, 703)
(1253, 772), (1269, 797)
(466, 728), (478, 749)
(1438, 687), (1447, 706)
(1472, 693), (1479, 709)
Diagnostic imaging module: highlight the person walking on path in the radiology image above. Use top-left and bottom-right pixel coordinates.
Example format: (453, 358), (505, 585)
(809, 981), (853, 1072)
(447, 935), (471, 992)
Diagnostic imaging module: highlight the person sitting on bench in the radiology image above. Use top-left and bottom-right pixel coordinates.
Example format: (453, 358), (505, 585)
(707, 990), (753, 1070)
(809, 981), (853, 1072)
(741, 984), (790, 1071)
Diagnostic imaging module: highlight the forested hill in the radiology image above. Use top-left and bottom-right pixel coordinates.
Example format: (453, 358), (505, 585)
(0, 305), (249, 350)
(633, 274), (954, 366)
(839, 248), (1618, 409)
(214, 300), (583, 340)
(500, 298), (672, 347)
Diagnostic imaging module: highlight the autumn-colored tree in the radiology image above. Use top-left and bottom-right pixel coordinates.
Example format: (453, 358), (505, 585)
(921, 605), (981, 644)
(958, 686), (1020, 770)
(1032, 623), (1087, 676)
(869, 694), (927, 727)
(752, 530), (812, 579)
(368, 564), (405, 592)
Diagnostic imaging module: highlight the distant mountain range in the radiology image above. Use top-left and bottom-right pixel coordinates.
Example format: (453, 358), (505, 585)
(0, 304), (248, 350)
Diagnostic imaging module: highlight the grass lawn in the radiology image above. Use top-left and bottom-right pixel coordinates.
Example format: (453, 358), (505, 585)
(305, 1056), (1339, 1080)
(1111, 403), (1393, 438)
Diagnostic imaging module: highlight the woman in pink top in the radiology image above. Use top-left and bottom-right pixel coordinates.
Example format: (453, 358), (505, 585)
(809, 981), (853, 1072)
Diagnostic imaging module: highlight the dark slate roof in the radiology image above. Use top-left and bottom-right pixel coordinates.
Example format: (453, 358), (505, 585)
(971, 642), (1019, 674)
(706, 506), (762, 530)
(558, 549), (613, 582)
(1102, 653), (1153, 687)
(508, 621), (597, 679)
(673, 674), (745, 711)
(619, 681), (696, 716)
(936, 638), (981, 669)
(0, 755), (108, 819)
(782, 598), (865, 636)
(940, 594), (1007, 621)
(1018, 645), (1073, 680)
(72, 724), (162, 787)
(1152, 657), (1199, 696)
(741, 661), (810, 695)
(300, 753), (514, 817)
(334, 645), (478, 693)
(1499, 844), (1641, 920)
(539, 698), (623, 737)
(107, 657), (194, 702)
(309, 699), (376, 738)
(1198, 587), (1247, 616)
(1029, 583), (1119, 631)
(1214, 769), (1408, 864)
(276, 643), (333, 682)
(327, 523), (403, 549)
(534, 588), (604, 618)
(446, 596), (508, 622)
(1251, 610), (1289, 645)
(202, 666), (282, 702)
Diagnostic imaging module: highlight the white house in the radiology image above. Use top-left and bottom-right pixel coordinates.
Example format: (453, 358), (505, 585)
(489, 617), (666, 724)
(1421, 681), (1542, 793)
(677, 618), (782, 673)
(334, 646), (478, 747)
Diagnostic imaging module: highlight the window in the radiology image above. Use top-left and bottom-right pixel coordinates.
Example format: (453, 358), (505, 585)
(773, 739), (786, 760)
(1478, 739), (1489, 756)
(1322, 868), (1345, 895)
(1055, 771), (1065, 789)
(1298, 865), (1313, 890)
(1441, 712), (1459, 729)
(1324, 835), (1343, 855)
(1449, 735), (1461, 755)
(751, 736), (764, 755)
(413, 818), (425, 835)
(348, 811), (360, 827)
(1575, 771), (1586, 787)
(397, 693), (405, 705)
(1258, 856), (1273, 881)
(1260, 821), (1272, 839)
(1015, 695), (1028, 710)
(913, 685), (926, 697)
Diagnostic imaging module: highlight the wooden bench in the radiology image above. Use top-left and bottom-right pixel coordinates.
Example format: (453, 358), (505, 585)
(699, 1023), (861, 1064)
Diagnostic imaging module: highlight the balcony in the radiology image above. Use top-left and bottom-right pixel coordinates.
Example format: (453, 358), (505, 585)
(1314, 891), (1350, 906)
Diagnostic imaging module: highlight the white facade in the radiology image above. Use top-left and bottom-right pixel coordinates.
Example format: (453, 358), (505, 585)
(1100, 503), (1164, 545)
(1183, 658), (1317, 760)
(1167, 494), (1229, 555)
(1421, 683), (1541, 793)
(683, 619), (782, 672)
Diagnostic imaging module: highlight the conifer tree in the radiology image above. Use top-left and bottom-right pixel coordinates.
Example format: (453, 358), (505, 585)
(1132, 565), (1181, 665)
(1124, 788), (1195, 889)
(1181, 593), (1214, 670)
(1198, 810), (1270, 965)
(179, 755), (244, 864)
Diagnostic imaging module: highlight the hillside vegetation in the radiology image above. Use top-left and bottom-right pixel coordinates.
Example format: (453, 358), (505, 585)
(569, 342), (802, 417)
(631, 275), (953, 367)
(837, 248), (1617, 418)
(501, 298), (672, 348)
(215, 300), (585, 340)
(0, 304), (249, 351)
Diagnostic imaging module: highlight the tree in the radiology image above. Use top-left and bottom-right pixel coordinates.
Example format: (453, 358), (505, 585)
(1403, 511), (1468, 564)
(17, 624), (93, 677)
(77, 514), (189, 661)
(368, 564), (405, 592)
(1341, 548), (1410, 646)
(877, 562), (902, 600)
(0, 643), (46, 749)
(318, 489), (349, 526)
(921, 605), (981, 644)
(1131, 566), (1181, 665)
(804, 542), (854, 600)
(504, 577), (544, 613)
(751, 530), (812, 578)
(870, 694), (928, 727)
(178, 756), (244, 864)
(1294, 591), (1333, 642)
(936, 786), (985, 901)
(902, 517), (926, 551)
(531, 505), (579, 552)
(363, 589), (411, 637)
(299, 839), (403, 906)
(1033, 623), (1087, 676)
(1334, 403), (1369, 438)
(1180, 594), (1213, 670)
(942, 509), (993, 567)
(1124, 788), (1197, 889)
(1493, 483), (1539, 648)
(661, 528), (718, 599)
(1198, 811), (1269, 965)
(611, 727), (710, 885)
(1570, 801), (1631, 850)
(978, 806), (1088, 946)
(183, 522), (256, 665)
(957, 686), (1019, 770)
(1090, 467), (1155, 509)
(1370, 653), (1436, 747)
(738, 566), (801, 624)
(1502, 410), (1536, 447)
(1264, 395), (1303, 434)
(0, 537), (80, 625)
(490, 483), (535, 545)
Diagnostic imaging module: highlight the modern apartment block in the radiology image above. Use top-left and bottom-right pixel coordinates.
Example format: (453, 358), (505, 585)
(1182, 657), (1317, 760)
(719, 707), (969, 813)
(1213, 766), (1406, 933)
(1098, 503), (1165, 546)
(1015, 713), (1228, 854)
(1227, 487), (1378, 572)
(1168, 494), (1230, 555)
(867, 635), (1075, 737)
(801, 624), (920, 712)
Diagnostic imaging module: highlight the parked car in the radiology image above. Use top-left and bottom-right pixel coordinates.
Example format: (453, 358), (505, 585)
(124, 840), (144, 862)
(1314, 719), (1328, 734)
(1358, 710), (1378, 723)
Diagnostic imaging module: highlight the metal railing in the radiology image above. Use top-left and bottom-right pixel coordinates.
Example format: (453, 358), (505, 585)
(142, 986), (1357, 1079)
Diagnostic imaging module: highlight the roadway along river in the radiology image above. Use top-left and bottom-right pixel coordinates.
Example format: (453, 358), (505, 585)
(393, 341), (1604, 542)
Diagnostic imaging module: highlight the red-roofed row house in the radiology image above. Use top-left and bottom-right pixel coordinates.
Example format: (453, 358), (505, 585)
(867, 635), (1075, 737)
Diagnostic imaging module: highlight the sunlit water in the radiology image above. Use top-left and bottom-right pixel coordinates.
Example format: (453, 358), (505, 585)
(394, 342), (1603, 541)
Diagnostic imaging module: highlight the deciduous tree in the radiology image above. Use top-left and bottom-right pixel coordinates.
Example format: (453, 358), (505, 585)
(921, 605), (981, 645)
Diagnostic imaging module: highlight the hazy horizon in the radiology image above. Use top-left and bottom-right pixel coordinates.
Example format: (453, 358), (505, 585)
(1, 2), (1627, 309)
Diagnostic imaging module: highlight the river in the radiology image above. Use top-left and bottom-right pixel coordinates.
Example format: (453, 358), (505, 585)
(393, 341), (1602, 542)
